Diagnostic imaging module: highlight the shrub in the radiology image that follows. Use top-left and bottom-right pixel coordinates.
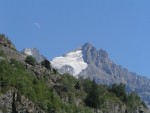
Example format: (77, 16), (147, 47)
(141, 101), (148, 109)
(0, 50), (6, 57)
(53, 68), (58, 74)
(75, 82), (80, 89)
(41, 59), (51, 69)
(125, 92), (142, 111)
(109, 83), (127, 102)
(25, 56), (36, 66)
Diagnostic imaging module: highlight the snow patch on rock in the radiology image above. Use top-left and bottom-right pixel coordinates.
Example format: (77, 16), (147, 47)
(23, 48), (33, 55)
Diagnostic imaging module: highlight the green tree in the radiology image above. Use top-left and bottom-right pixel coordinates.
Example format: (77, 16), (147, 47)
(85, 79), (100, 109)
(53, 68), (58, 74)
(125, 92), (142, 112)
(25, 56), (36, 66)
(0, 50), (6, 57)
(109, 83), (127, 102)
(141, 101), (147, 109)
(41, 59), (51, 70)
(75, 81), (80, 89)
(83, 78), (92, 93)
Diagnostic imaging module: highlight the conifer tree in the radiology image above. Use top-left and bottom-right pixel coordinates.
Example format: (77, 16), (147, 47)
(85, 79), (100, 109)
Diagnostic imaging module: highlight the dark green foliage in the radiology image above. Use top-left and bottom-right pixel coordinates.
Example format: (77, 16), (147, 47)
(41, 59), (51, 69)
(10, 58), (25, 69)
(32, 78), (38, 85)
(85, 80), (101, 109)
(125, 92), (142, 111)
(25, 56), (36, 66)
(60, 73), (77, 92)
(53, 68), (58, 74)
(109, 83), (127, 102)
(0, 50), (6, 57)
(142, 101), (148, 109)
(82, 78), (93, 93)
(108, 83), (147, 111)
(110, 83), (126, 97)
(75, 81), (80, 89)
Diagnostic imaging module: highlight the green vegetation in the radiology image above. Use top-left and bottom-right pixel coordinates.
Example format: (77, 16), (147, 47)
(0, 55), (92, 112)
(25, 56), (36, 66)
(0, 34), (16, 50)
(75, 81), (80, 89)
(85, 80), (101, 109)
(0, 59), (60, 112)
(109, 83), (127, 102)
(0, 51), (147, 112)
(41, 59), (51, 70)
(0, 50), (6, 57)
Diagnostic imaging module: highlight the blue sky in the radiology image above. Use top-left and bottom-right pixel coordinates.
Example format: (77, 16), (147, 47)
(1, 0), (150, 77)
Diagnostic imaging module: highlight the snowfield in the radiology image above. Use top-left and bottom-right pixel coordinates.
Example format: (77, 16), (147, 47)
(51, 50), (88, 77)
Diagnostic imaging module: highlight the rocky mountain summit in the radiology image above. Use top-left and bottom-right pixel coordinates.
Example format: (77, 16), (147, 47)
(22, 48), (46, 63)
(51, 42), (150, 107)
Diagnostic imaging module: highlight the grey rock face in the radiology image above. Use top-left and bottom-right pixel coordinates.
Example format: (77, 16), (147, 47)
(0, 46), (26, 63)
(0, 90), (13, 113)
(0, 89), (45, 113)
(59, 65), (75, 75)
(101, 101), (126, 113)
(22, 48), (46, 63)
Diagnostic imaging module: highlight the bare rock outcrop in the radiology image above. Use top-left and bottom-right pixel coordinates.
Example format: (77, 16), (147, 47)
(0, 89), (45, 113)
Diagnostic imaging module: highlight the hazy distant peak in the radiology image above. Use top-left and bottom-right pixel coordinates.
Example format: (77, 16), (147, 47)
(22, 48), (46, 63)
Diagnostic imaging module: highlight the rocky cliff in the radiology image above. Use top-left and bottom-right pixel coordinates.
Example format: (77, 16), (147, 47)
(0, 89), (45, 113)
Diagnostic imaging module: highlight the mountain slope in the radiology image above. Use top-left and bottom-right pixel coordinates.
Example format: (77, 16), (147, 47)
(0, 35), (149, 113)
(51, 42), (150, 107)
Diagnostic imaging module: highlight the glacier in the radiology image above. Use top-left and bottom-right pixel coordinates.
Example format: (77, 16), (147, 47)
(51, 50), (88, 77)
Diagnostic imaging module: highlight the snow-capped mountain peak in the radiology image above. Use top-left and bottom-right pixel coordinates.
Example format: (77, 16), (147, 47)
(51, 49), (88, 77)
